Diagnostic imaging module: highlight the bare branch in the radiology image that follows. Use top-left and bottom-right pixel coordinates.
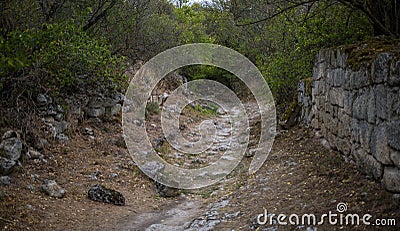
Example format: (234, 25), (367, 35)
(83, 0), (117, 31)
(235, 0), (320, 26)
(337, 0), (396, 37)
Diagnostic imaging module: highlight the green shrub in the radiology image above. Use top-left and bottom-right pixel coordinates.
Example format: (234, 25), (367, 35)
(194, 103), (218, 115)
(146, 102), (160, 116)
(0, 22), (126, 94)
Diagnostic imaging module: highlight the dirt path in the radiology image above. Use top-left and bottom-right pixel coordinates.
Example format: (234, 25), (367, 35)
(113, 196), (203, 231)
(109, 127), (399, 230)
(110, 102), (398, 231)
(1, 102), (399, 230)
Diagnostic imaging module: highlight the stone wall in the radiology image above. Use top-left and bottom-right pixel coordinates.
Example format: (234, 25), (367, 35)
(297, 78), (313, 127)
(311, 48), (400, 193)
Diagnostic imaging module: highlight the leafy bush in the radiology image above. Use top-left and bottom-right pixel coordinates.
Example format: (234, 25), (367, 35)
(194, 103), (218, 115)
(146, 102), (160, 117)
(0, 22), (126, 94)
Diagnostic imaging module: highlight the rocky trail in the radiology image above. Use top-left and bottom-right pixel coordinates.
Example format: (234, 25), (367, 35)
(116, 101), (399, 231)
(0, 101), (399, 230)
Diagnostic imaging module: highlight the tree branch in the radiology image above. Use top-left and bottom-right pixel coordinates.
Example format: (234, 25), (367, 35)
(83, 0), (117, 31)
(235, 0), (320, 26)
(337, 0), (396, 37)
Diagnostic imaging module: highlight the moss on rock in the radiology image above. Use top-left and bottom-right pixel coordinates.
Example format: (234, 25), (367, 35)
(341, 36), (400, 70)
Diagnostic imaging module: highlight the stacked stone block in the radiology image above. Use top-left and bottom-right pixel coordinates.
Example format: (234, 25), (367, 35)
(311, 48), (400, 193)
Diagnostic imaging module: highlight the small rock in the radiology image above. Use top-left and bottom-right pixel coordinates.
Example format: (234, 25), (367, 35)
(217, 107), (226, 115)
(360, 192), (368, 197)
(0, 157), (16, 175)
(27, 184), (35, 191)
(35, 138), (50, 150)
(56, 105), (65, 113)
(154, 137), (166, 149)
(191, 158), (205, 165)
(306, 227), (317, 231)
(393, 194), (400, 204)
(218, 145), (228, 152)
(44, 116), (55, 124)
(86, 106), (106, 118)
(41, 180), (66, 198)
(83, 127), (94, 136)
(225, 211), (241, 219)
(89, 170), (101, 180)
(54, 113), (64, 122)
(200, 104), (213, 111)
(27, 148), (45, 160)
(56, 133), (69, 143)
(112, 92), (125, 104)
(110, 173), (118, 178)
(110, 104), (122, 116)
(42, 106), (58, 116)
(246, 148), (263, 158)
(88, 184), (125, 206)
(0, 131), (23, 161)
(155, 182), (180, 197)
(314, 130), (323, 139)
(0, 176), (10, 186)
(37, 94), (52, 106)
(70, 104), (82, 116)
(31, 174), (40, 181)
(320, 139), (331, 149)
(54, 121), (69, 134)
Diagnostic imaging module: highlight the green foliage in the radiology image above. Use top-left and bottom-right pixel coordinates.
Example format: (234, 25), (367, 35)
(194, 103), (218, 115)
(252, 1), (372, 105)
(180, 64), (238, 92)
(174, 4), (214, 44)
(0, 22), (126, 93)
(0, 0), (377, 109)
(146, 101), (160, 116)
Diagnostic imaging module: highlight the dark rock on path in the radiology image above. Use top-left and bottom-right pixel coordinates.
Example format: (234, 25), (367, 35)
(88, 184), (125, 206)
(155, 182), (180, 198)
(0, 157), (16, 175)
